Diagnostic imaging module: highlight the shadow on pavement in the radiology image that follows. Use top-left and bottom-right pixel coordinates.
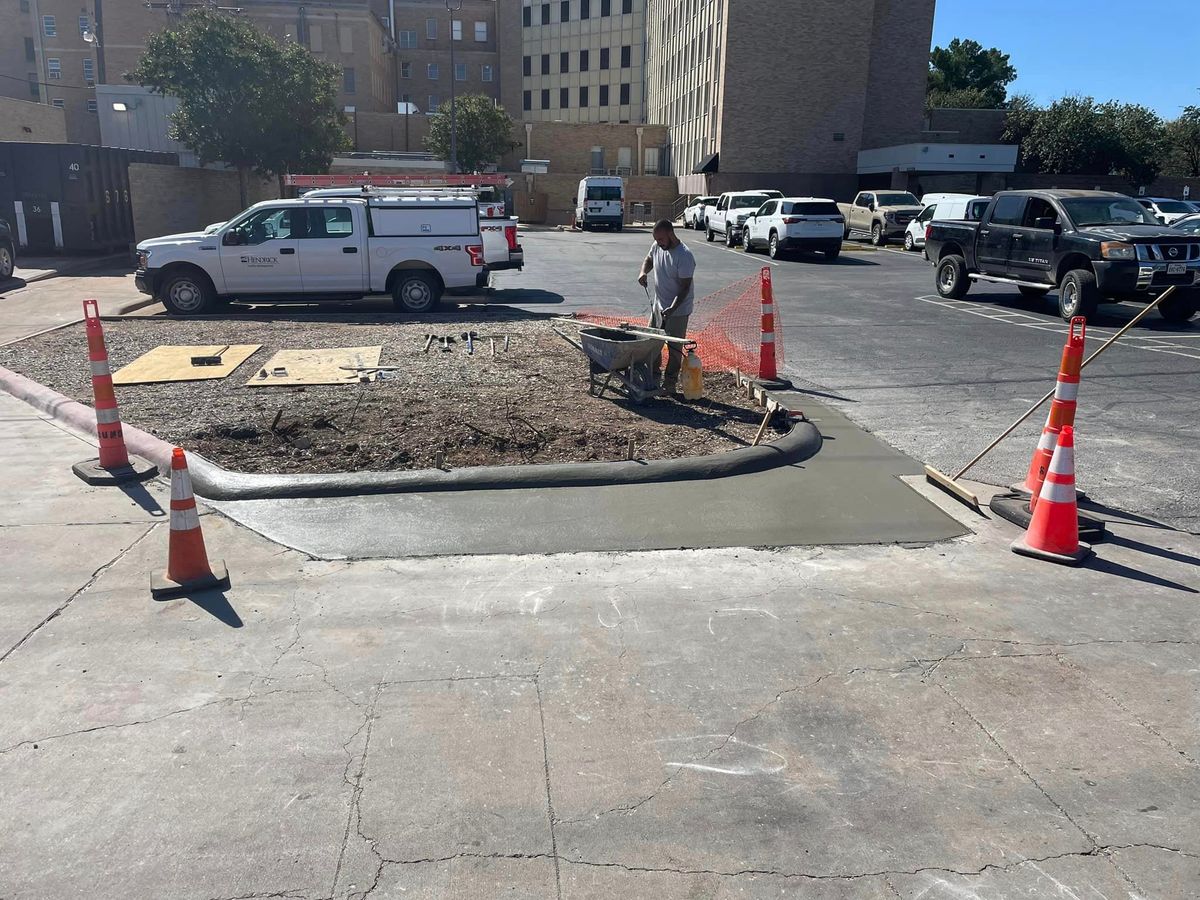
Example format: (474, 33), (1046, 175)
(183, 589), (244, 628)
(1102, 533), (1200, 568)
(0, 277), (29, 294)
(1087, 556), (1198, 594)
(475, 288), (565, 305)
(1077, 498), (1173, 530)
(119, 480), (166, 518)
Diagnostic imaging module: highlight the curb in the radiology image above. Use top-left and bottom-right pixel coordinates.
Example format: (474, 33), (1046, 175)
(15, 253), (130, 284)
(1, 364), (821, 502)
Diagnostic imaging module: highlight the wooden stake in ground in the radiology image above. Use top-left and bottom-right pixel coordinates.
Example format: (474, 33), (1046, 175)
(751, 403), (775, 447)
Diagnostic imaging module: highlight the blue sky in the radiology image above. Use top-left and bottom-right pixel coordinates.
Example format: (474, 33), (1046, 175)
(932, 0), (1199, 119)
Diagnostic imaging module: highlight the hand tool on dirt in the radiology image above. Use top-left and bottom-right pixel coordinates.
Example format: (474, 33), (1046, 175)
(191, 345), (229, 367)
(490, 338), (496, 356)
(924, 286), (1178, 510)
(461, 331), (478, 355)
(338, 365), (401, 373)
(503, 335), (510, 352)
(422, 334), (435, 353)
(440, 336), (451, 352)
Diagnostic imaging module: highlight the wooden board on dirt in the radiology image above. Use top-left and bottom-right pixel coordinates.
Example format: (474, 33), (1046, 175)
(112, 344), (262, 384)
(246, 347), (384, 387)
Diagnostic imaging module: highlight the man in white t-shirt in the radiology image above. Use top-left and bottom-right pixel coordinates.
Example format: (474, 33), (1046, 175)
(636, 219), (696, 391)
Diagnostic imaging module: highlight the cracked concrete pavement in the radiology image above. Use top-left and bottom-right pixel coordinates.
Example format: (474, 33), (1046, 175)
(2, 391), (1200, 899)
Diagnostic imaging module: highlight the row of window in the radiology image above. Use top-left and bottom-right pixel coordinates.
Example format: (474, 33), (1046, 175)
(38, 95), (99, 113)
(523, 83), (631, 110)
(41, 57), (94, 83)
(396, 18), (488, 47)
(40, 14), (91, 37)
(523, 46), (632, 76)
(398, 62), (495, 82)
(523, 0), (635, 26)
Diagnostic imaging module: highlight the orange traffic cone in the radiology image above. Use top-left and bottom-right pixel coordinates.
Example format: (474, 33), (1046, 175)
(756, 267), (790, 389)
(1020, 317), (1085, 494)
(73, 299), (158, 485)
(1011, 426), (1092, 566)
(151, 448), (230, 599)
(1026, 423), (1061, 514)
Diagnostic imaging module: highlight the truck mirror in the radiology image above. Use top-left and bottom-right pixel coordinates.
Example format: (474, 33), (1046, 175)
(222, 230), (243, 246)
(1033, 216), (1056, 231)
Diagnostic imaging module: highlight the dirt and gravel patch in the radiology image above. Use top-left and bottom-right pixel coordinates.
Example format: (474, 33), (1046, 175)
(1, 309), (784, 474)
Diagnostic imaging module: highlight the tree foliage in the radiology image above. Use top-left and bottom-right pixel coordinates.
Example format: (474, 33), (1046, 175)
(928, 38), (1016, 109)
(1165, 106), (1200, 177)
(424, 95), (518, 173)
(130, 10), (348, 203)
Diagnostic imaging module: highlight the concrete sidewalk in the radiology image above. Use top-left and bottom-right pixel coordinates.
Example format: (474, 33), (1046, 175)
(1, 391), (1199, 899)
(0, 266), (153, 346)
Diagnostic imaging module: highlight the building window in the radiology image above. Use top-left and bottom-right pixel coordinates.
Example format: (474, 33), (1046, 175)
(481, 64), (493, 82)
(580, 0), (590, 17)
(541, 54), (550, 75)
(381, 16), (390, 30)
(20, 0), (30, 11)
(579, 85), (588, 106)
(310, 24), (324, 51)
(522, 5), (531, 26)
(599, 84), (609, 105)
(78, 14), (89, 36)
(42, 15), (55, 36)
(83, 58), (94, 84)
(600, 47), (609, 69)
(426, 17), (437, 39)
(401, 61), (411, 78)
(560, 0), (569, 21)
(343, 67), (356, 93)
(455, 62), (466, 81)
(523, 55), (531, 76)
(560, 51), (569, 72)
(619, 82), (630, 104)
(52, 98), (65, 108)
(87, 99), (98, 113)
(540, 4), (550, 24)
(339, 26), (353, 53)
(47, 58), (61, 80)
(621, 45), (631, 67)
(474, 21), (487, 41)
(621, 0), (632, 12)
(541, 88), (549, 109)
(559, 86), (568, 108)
(601, 0), (610, 13)
(579, 49), (589, 71)
(427, 63), (439, 79)
(398, 30), (417, 47)
(833, 132), (845, 141)
(27, 73), (38, 98)
(523, 90), (531, 111)
(24, 37), (34, 62)
(451, 19), (462, 40)
(591, 146), (603, 172)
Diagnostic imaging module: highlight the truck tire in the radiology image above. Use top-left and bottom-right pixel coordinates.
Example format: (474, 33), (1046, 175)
(1018, 285), (1050, 298)
(725, 229), (736, 247)
(1159, 292), (1198, 323)
(871, 222), (886, 246)
(0, 241), (13, 280)
(935, 254), (971, 299)
(1058, 269), (1099, 321)
(160, 267), (216, 315)
(706, 226), (715, 242)
(391, 270), (441, 313)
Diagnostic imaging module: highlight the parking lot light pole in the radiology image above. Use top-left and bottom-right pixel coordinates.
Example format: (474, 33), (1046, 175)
(446, 0), (463, 174)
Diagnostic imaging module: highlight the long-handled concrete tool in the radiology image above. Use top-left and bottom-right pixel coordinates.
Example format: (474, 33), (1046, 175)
(924, 287), (1178, 510)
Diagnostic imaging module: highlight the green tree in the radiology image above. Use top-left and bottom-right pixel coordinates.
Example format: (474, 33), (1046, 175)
(928, 38), (1017, 109)
(130, 10), (348, 206)
(1165, 106), (1200, 177)
(1103, 101), (1166, 185)
(424, 95), (518, 173)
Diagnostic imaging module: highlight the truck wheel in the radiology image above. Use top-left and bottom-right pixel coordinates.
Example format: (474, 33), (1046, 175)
(725, 229), (736, 247)
(768, 233), (783, 259)
(1159, 293), (1198, 323)
(1058, 269), (1099, 321)
(706, 227), (715, 242)
(0, 242), (13, 280)
(392, 270), (441, 313)
(935, 254), (971, 299)
(160, 268), (215, 315)
(871, 222), (886, 246)
(1018, 285), (1050, 298)
(743, 230), (754, 253)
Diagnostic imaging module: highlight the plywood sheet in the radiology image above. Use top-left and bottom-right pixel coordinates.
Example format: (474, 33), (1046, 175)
(112, 344), (262, 384)
(245, 347), (384, 387)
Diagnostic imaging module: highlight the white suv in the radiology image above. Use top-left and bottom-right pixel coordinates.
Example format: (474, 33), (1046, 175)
(1137, 197), (1194, 226)
(742, 197), (844, 261)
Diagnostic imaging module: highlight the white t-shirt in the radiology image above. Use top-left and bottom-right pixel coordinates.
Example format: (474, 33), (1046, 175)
(648, 240), (697, 317)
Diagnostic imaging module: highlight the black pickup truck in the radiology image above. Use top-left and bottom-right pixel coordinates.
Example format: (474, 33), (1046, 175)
(924, 189), (1198, 322)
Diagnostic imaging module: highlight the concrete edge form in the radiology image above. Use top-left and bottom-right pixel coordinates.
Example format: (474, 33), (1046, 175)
(0, 364), (822, 501)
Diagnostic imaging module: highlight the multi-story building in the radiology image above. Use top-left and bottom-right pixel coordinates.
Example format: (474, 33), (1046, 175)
(646, 0), (937, 197)
(519, 0), (646, 125)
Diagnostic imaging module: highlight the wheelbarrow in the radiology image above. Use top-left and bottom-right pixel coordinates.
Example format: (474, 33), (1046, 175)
(552, 321), (694, 403)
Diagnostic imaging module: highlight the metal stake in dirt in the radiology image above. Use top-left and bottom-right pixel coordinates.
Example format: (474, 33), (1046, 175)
(72, 299), (158, 486)
(756, 267), (791, 390)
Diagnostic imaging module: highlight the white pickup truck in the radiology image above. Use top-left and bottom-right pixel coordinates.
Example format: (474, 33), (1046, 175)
(135, 195), (490, 315)
(705, 192), (773, 247)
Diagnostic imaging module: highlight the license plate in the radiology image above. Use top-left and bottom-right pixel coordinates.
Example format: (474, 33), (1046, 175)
(1168, 263), (1186, 274)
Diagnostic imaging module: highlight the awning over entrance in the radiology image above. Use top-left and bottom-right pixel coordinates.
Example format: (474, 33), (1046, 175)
(692, 152), (719, 175)
(857, 143), (1017, 175)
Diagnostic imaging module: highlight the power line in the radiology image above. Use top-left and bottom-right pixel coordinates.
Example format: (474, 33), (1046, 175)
(0, 71), (102, 94)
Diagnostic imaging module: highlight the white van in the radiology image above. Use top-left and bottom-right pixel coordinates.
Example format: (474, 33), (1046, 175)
(575, 176), (625, 231)
(905, 193), (990, 252)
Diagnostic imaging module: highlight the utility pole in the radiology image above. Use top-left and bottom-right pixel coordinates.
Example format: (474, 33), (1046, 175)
(446, 0), (462, 173)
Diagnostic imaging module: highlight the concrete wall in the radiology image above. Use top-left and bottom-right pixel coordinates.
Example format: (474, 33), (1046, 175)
(347, 110), (433, 152)
(860, 0), (935, 151)
(503, 120), (669, 174)
(925, 107), (1008, 145)
(0, 96), (68, 142)
(128, 162), (280, 244)
(512, 172), (678, 225)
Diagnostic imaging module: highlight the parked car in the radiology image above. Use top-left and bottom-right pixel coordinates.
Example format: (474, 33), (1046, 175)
(838, 191), (922, 245)
(683, 196), (717, 230)
(747, 189), (784, 199)
(706, 192), (772, 247)
(1137, 197), (1193, 226)
(742, 197), (843, 260)
(1170, 213), (1200, 235)
(575, 175), (625, 231)
(0, 216), (15, 281)
(1184, 200), (1200, 214)
(904, 194), (990, 252)
(925, 189), (1198, 323)
(135, 195), (488, 315)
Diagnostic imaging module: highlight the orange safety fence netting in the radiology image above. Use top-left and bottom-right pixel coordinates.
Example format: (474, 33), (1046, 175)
(572, 268), (783, 375)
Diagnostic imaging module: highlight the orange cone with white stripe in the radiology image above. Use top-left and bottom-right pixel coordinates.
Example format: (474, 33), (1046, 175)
(151, 448), (230, 599)
(1011, 426), (1092, 566)
(1021, 317), (1085, 494)
(756, 267), (790, 389)
(73, 299), (158, 485)
(1026, 423), (1061, 514)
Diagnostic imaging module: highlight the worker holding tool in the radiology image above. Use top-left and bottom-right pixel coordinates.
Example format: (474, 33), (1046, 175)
(637, 219), (696, 393)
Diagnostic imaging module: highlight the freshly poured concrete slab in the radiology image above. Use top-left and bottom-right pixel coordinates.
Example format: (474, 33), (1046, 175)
(210, 397), (966, 558)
